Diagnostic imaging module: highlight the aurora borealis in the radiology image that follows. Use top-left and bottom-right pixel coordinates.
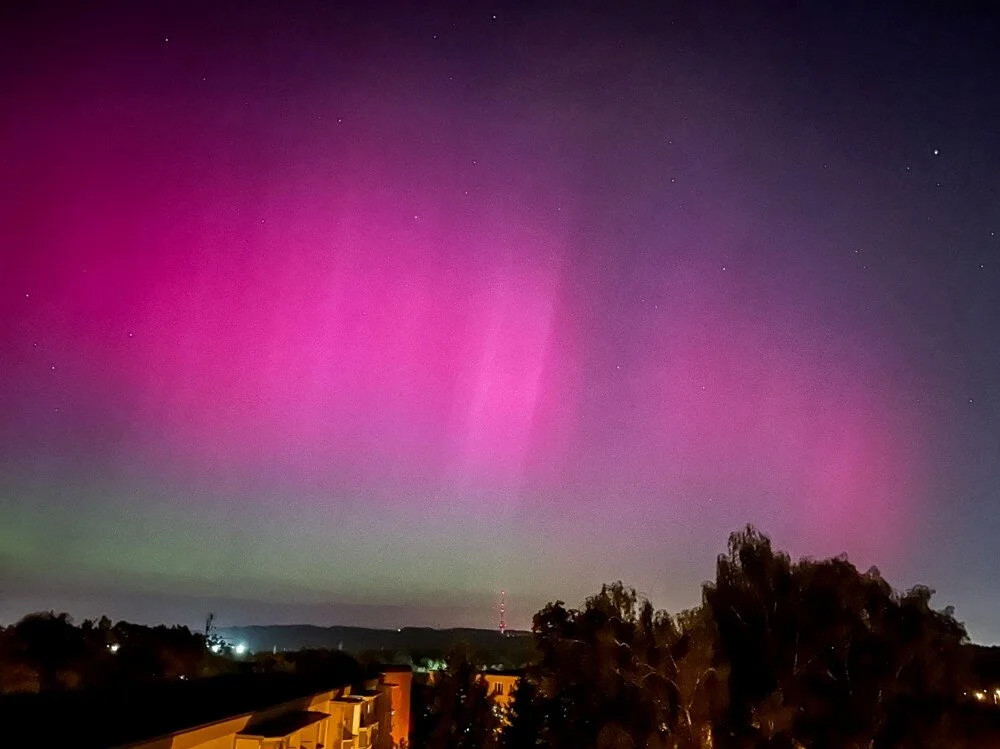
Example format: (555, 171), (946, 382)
(2, 1), (999, 639)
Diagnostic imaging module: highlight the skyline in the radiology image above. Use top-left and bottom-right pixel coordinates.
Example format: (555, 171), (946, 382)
(1, 1), (999, 639)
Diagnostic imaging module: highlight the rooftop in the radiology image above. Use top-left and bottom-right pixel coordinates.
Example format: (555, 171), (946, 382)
(240, 709), (329, 739)
(0, 671), (358, 748)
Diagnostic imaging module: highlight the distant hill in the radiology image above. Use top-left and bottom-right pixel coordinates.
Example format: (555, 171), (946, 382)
(217, 625), (535, 667)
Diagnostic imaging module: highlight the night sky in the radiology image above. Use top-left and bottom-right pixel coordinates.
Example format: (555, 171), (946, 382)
(2, 1), (999, 640)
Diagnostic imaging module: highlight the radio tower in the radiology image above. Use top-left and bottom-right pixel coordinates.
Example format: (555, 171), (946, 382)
(498, 590), (507, 636)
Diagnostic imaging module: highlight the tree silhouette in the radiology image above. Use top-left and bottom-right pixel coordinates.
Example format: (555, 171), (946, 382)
(703, 525), (971, 747)
(0, 612), (232, 692)
(500, 675), (543, 749)
(507, 526), (974, 748)
(7, 612), (88, 691)
(412, 646), (500, 749)
(671, 605), (728, 746)
(521, 582), (691, 748)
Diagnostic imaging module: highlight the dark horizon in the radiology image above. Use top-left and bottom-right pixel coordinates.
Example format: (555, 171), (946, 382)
(0, 587), (523, 634)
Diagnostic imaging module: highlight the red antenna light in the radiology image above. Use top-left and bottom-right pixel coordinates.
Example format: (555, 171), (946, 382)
(499, 590), (507, 635)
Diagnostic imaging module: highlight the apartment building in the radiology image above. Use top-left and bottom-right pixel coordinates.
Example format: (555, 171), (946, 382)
(126, 673), (407, 749)
(0, 669), (411, 749)
(481, 670), (520, 713)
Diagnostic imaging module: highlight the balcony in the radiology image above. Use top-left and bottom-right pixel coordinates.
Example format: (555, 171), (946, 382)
(357, 725), (374, 748)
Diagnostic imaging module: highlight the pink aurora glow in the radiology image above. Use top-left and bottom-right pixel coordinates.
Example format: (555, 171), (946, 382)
(11, 184), (923, 559)
(0, 25), (930, 608)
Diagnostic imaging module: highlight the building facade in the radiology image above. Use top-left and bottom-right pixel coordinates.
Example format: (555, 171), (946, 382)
(122, 671), (410, 749)
(480, 671), (519, 713)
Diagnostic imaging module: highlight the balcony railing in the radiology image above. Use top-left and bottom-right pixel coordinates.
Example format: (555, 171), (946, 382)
(356, 724), (377, 748)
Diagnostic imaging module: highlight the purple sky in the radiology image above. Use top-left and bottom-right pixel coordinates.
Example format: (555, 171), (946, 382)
(2, 1), (999, 639)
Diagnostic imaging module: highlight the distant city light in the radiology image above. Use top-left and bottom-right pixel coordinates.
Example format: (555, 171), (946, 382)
(108, 643), (120, 653)
(210, 643), (221, 653)
(234, 643), (247, 656)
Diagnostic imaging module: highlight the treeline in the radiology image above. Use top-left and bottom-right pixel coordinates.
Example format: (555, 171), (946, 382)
(361, 634), (534, 673)
(219, 624), (535, 670)
(0, 613), (365, 694)
(414, 526), (999, 748)
(0, 614), (226, 693)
